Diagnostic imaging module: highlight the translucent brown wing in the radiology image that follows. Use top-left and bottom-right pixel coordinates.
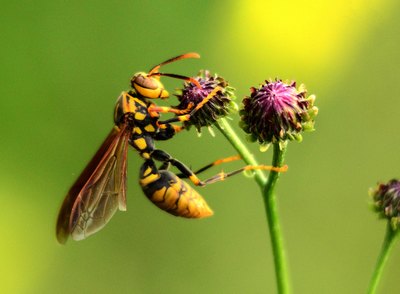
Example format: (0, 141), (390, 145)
(56, 124), (130, 243)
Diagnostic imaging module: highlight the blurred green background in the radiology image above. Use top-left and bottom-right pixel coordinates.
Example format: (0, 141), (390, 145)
(1, 0), (400, 293)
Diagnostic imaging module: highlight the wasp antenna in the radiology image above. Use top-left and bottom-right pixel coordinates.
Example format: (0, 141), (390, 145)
(149, 72), (201, 89)
(148, 52), (200, 75)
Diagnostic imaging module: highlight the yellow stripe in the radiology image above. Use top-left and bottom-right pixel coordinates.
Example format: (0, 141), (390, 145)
(141, 152), (150, 159)
(135, 84), (157, 98)
(122, 93), (129, 113)
(135, 112), (146, 120)
(189, 175), (201, 185)
(179, 115), (190, 122)
(151, 187), (167, 202)
(139, 174), (159, 186)
(144, 124), (155, 132)
(143, 166), (152, 177)
(133, 138), (147, 150)
(122, 93), (137, 113)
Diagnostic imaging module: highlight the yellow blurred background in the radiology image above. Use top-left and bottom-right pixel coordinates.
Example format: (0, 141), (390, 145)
(1, 0), (399, 293)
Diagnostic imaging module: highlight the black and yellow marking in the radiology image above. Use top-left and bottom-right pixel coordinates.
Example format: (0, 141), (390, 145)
(139, 157), (288, 219)
(140, 160), (213, 218)
(58, 52), (266, 242)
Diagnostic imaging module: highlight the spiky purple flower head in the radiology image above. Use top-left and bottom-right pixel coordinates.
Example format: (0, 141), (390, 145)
(370, 179), (400, 229)
(240, 79), (317, 148)
(175, 70), (236, 133)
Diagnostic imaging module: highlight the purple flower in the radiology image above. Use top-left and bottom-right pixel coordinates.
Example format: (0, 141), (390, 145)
(175, 70), (236, 132)
(240, 79), (317, 147)
(371, 179), (400, 229)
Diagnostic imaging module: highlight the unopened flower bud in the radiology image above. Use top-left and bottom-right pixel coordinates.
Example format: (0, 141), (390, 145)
(370, 179), (400, 229)
(240, 79), (318, 149)
(175, 70), (236, 132)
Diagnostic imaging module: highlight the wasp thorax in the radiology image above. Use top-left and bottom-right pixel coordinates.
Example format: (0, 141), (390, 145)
(131, 72), (169, 99)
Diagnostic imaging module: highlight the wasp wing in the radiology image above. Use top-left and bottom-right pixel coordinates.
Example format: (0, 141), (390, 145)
(56, 125), (130, 243)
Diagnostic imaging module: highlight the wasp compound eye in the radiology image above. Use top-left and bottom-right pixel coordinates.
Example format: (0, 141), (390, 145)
(174, 70), (237, 133)
(131, 73), (158, 90)
(240, 79), (318, 150)
(131, 73), (168, 99)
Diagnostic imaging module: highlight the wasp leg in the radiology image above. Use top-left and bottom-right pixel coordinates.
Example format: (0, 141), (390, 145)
(157, 86), (223, 125)
(154, 123), (184, 141)
(158, 161), (170, 171)
(151, 149), (287, 187)
(199, 164), (289, 185)
(176, 155), (287, 183)
(148, 103), (194, 116)
(150, 149), (205, 186)
(176, 155), (242, 178)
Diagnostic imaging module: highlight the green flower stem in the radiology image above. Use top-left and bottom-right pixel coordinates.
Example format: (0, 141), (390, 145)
(216, 118), (267, 188)
(263, 142), (290, 294)
(216, 118), (290, 293)
(367, 223), (399, 294)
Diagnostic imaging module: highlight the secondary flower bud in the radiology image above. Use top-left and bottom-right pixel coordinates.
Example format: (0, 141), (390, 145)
(175, 70), (236, 132)
(370, 179), (400, 229)
(240, 79), (318, 148)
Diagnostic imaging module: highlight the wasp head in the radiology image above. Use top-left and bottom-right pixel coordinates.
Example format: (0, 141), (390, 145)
(131, 72), (169, 99)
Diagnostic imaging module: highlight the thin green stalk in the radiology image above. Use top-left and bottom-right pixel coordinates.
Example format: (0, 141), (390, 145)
(367, 223), (399, 294)
(263, 143), (290, 294)
(215, 118), (267, 188)
(216, 118), (290, 293)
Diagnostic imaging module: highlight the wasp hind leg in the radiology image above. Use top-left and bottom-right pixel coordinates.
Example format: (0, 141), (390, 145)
(176, 155), (242, 178)
(176, 155), (288, 185)
(150, 149), (206, 186)
(198, 164), (288, 185)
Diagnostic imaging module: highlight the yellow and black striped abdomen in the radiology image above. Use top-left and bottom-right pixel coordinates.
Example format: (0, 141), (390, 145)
(141, 170), (213, 218)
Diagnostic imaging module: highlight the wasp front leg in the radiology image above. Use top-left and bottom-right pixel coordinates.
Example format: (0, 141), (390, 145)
(148, 104), (194, 116)
(148, 86), (223, 125)
(153, 122), (184, 141)
(157, 86), (223, 125)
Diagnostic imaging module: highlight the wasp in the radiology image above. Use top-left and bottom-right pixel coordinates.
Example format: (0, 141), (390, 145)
(56, 53), (222, 243)
(55, 53), (287, 243)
